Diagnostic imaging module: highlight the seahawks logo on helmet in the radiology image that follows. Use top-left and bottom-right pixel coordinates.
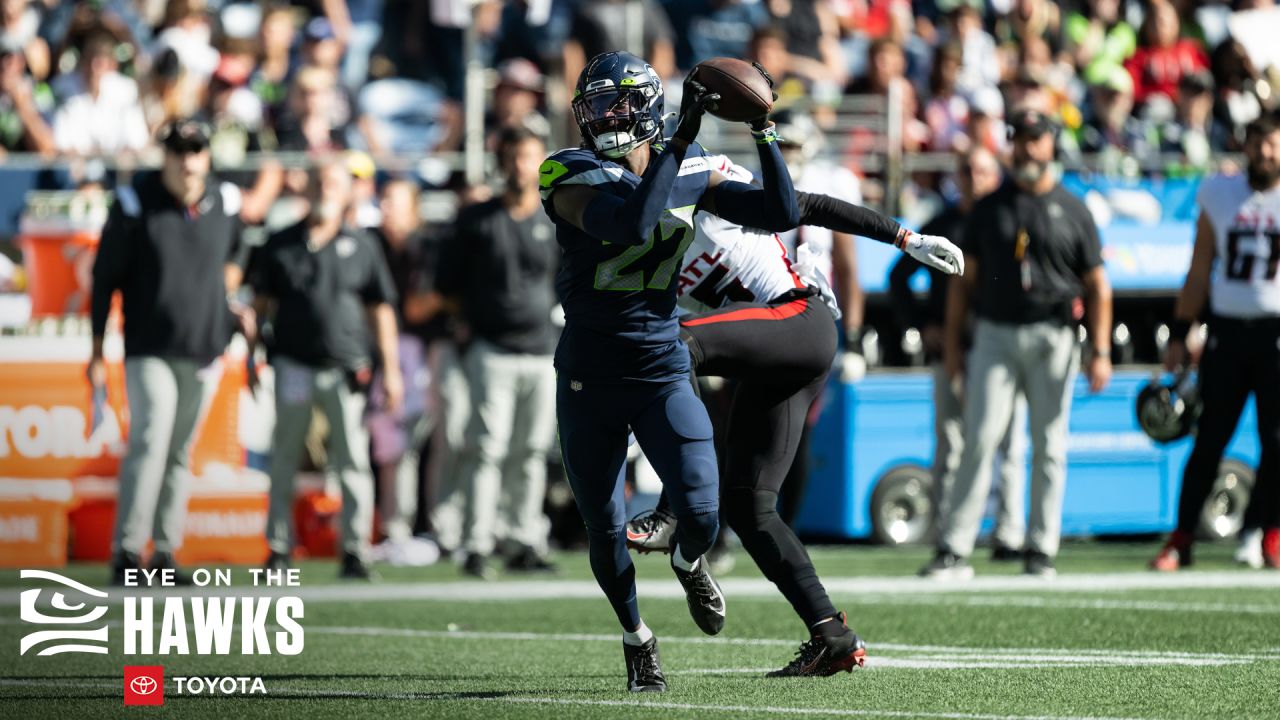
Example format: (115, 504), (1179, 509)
(1136, 370), (1202, 444)
(572, 52), (664, 159)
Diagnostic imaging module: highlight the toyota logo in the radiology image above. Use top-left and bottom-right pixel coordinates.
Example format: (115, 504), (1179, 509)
(130, 676), (158, 696)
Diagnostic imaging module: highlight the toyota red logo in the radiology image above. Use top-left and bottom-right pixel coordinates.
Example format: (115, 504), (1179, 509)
(124, 666), (164, 706)
(130, 676), (158, 695)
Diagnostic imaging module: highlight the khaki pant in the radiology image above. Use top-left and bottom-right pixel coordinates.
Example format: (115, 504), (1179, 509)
(113, 356), (219, 555)
(940, 320), (1079, 558)
(429, 341), (470, 550)
(265, 356), (375, 558)
(932, 362), (1027, 549)
(455, 340), (556, 556)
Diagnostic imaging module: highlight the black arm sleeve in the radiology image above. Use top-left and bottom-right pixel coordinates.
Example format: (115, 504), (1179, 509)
(90, 203), (131, 338)
(580, 140), (689, 246)
(708, 135), (800, 231)
(796, 191), (904, 245)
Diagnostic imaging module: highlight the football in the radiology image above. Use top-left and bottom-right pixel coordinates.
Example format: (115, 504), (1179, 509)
(691, 57), (774, 123)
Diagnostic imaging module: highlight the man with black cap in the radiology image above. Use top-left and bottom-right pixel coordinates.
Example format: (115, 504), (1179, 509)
(90, 118), (251, 585)
(921, 107), (1113, 580)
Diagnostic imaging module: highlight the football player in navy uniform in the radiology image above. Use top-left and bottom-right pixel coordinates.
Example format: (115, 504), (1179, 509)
(540, 51), (799, 692)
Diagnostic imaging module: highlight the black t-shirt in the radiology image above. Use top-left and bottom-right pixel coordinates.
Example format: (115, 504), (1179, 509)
(372, 227), (448, 343)
(91, 173), (247, 364)
(436, 199), (557, 355)
(963, 181), (1102, 325)
(251, 221), (397, 368)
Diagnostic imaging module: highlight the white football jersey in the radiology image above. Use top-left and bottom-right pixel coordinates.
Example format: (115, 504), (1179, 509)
(775, 162), (862, 283)
(675, 155), (804, 314)
(1198, 173), (1280, 318)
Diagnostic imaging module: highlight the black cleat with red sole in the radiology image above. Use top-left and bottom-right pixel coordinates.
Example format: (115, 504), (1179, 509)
(767, 612), (868, 678)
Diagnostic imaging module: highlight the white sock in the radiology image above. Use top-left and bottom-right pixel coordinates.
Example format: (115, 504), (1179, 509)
(671, 544), (700, 572)
(623, 620), (654, 646)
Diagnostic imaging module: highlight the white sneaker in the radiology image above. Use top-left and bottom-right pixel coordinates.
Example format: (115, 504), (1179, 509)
(1235, 529), (1264, 569)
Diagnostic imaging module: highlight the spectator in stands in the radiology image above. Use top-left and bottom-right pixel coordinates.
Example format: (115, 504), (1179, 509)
(1077, 65), (1142, 155)
(1125, 0), (1208, 108)
(367, 177), (446, 565)
(300, 16), (354, 128)
(1, 0), (48, 81)
(141, 46), (203, 137)
(949, 5), (999, 100)
(663, 0), (770, 71)
(767, 0), (846, 92)
(485, 57), (548, 149)
(91, 119), (250, 585)
(52, 32), (149, 156)
(923, 42), (968, 152)
(1210, 39), (1266, 151)
(201, 54), (283, 226)
(563, 0), (676, 85)
(152, 0), (218, 81)
(0, 37), (53, 155)
(1159, 70), (1218, 166)
(889, 147), (1029, 563)
(1064, 0), (1136, 86)
(345, 149), (380, 229)
(253, 158), (402, 581)
(436, 127), (558, 579)
(849, 38), (925, 151)
(993, 0), (1062, 57)
(250, 3), (297, 127)
(274, 65), (347, 153)
(747, 24), (804, 107)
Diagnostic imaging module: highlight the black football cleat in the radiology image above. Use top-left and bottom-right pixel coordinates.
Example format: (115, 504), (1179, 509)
(148, 552), (194, 586)
(671, 555), (726, 636)
(767, 612), (868, 678)
(624, 637), (667, 692)
(339, 552), (378, 581)
(626, 509), (676, 554)
(110, 550), (142, 587)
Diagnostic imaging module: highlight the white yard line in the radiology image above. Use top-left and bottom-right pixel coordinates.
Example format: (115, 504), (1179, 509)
(0, 678), (1166, 720)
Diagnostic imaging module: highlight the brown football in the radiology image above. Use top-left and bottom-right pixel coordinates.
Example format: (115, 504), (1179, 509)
(690, 57), (774, 123)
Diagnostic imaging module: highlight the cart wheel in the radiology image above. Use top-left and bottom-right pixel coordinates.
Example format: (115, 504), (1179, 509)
(870, 465), (935, 545)
(1198, 459), (1254, 540)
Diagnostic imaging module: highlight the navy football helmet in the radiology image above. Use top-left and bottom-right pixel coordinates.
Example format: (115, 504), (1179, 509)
(572, 52), (664, 159)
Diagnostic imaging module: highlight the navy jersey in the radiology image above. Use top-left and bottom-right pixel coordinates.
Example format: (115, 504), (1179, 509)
(541, 142), (713, 382)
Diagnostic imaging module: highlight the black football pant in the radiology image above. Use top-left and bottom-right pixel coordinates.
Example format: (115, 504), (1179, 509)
(1176, 316), (1280, 536)
(655, 288), (840, 628)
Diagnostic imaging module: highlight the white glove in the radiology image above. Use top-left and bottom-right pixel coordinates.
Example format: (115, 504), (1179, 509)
(839, 349), (866, 383)
(902, 232), (964, 276)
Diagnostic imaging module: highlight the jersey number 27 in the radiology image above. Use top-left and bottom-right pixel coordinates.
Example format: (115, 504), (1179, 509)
(595, 218), (696, 292)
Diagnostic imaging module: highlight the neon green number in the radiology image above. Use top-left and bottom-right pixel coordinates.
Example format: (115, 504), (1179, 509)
(594, 235), (653, 291)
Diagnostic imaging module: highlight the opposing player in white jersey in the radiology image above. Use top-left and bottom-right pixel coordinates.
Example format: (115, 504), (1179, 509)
(629, 149), (961, 676)
(1153, 114), (1280, 571)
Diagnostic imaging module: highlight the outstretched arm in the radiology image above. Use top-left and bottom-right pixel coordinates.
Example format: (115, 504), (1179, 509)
(797, 191), (963, 275)
(701, 122), (800, 232)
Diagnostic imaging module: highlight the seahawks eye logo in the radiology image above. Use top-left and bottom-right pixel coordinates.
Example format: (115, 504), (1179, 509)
(19, 570), (110, 656)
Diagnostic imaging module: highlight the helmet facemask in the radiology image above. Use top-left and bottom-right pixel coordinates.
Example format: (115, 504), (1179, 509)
(573, 83), (661, 159)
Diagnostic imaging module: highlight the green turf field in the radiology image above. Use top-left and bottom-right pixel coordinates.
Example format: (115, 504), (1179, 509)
(3, 542), (1279, 719)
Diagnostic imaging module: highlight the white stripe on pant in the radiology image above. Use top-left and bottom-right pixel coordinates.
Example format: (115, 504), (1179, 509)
(114, 356), (219, 555)
(455, 339), (556, 556)
(940, 319), (1079, 558)
(265, 356), (375, 559)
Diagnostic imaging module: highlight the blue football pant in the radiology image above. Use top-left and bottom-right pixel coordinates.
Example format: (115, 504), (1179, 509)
(557, 375), (720, 631)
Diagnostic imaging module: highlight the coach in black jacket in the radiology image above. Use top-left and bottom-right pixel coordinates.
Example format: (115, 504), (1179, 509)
(90, 119), (251, 585)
